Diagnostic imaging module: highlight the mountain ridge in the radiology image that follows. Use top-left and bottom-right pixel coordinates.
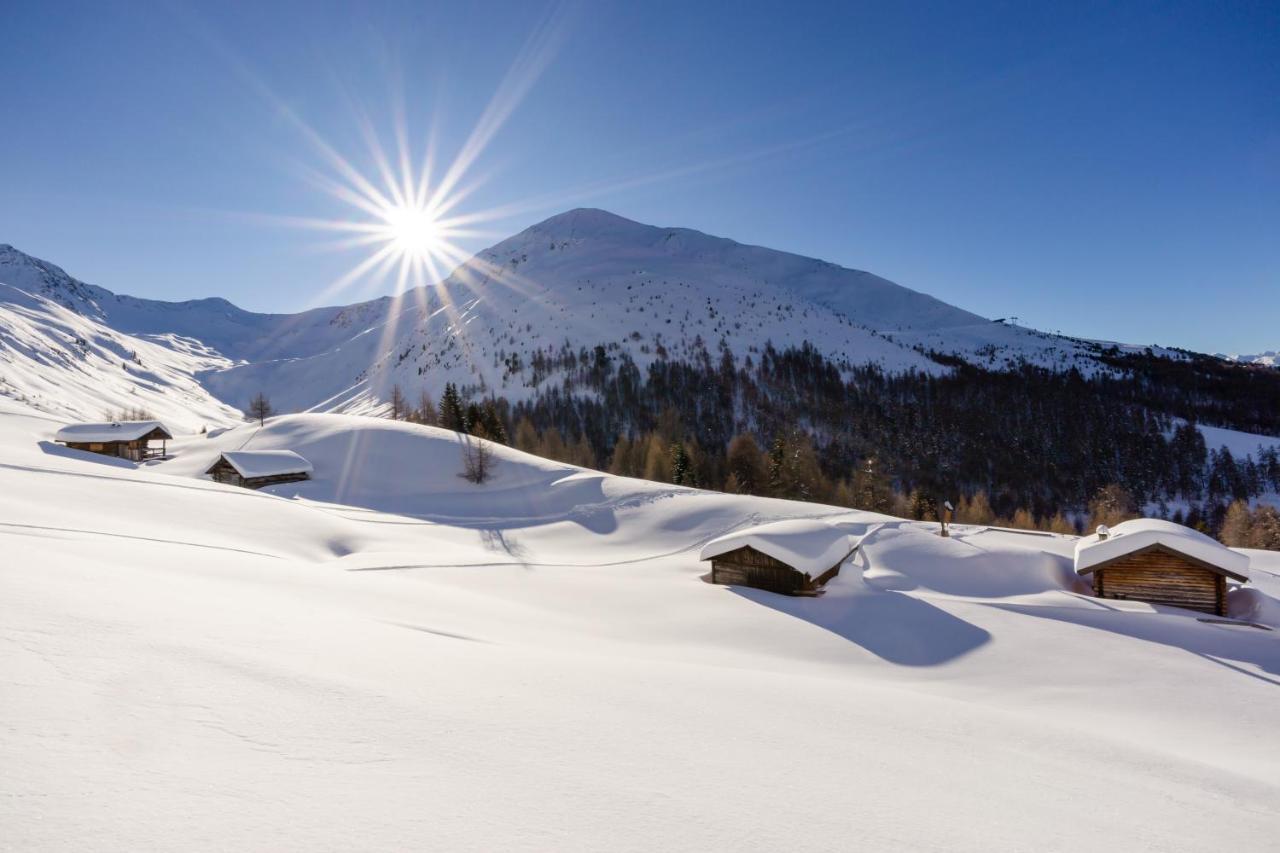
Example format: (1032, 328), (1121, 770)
(0, 209), (1206, 422)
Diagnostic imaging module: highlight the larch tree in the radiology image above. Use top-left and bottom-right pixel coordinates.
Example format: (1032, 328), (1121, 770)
(1220, 500), (1253, 546)
(248, 392), (273, 426)
(389, 385), (407, 420)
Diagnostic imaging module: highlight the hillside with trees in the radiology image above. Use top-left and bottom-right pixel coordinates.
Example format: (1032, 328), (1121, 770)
(381, 344), (1280, 541)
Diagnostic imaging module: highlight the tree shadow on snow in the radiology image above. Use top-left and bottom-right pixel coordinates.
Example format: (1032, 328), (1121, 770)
(479, 527), (532, 567)
(982, 601), (1280, 684)
(731, 586), (992, 667)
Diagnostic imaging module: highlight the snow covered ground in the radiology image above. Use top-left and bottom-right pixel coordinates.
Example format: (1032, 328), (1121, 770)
(2, 401), (1278, 850)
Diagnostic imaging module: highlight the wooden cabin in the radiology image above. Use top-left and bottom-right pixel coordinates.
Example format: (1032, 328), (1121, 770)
(54, 420), (172, 461)
(1074, 519), (1250, 616)
(206, 450), (313, 490)
(700, 519), (856, 596)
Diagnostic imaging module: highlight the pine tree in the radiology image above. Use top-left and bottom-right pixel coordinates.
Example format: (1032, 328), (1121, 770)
(438, 383), (465, 432)
(766, 436), (786, 496)
(851, 456), (893, 513)
(670, 442), (691, 485)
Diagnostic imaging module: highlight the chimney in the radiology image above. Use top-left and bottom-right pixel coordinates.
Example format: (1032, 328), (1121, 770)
(1096, 524), (1110, 540)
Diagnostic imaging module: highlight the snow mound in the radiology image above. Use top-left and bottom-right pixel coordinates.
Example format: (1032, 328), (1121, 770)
(1074, 518), (1250, 579)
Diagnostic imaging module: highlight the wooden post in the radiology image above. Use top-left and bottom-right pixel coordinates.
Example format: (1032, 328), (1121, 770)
(941, 500), (954, 537)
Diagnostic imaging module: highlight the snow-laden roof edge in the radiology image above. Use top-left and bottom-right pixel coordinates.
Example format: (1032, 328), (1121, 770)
(212, 450), (313, 479)
(700, 518), (857, 577)
(1074, 518), (1249, 581)
(54, 420), (173, 442)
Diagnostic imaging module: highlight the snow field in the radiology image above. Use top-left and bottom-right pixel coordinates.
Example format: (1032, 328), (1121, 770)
(1, 405), (1278, 850)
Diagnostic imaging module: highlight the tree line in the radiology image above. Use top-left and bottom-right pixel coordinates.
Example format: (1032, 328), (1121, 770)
(304, 341), (1280, 542)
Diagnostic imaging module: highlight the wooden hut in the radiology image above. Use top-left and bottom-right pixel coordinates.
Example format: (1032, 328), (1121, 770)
(54, 420), (172, 461)
(205, 450), (312, 490)
(1074, 519), (1249, 616)
(700, 519), (856, 595)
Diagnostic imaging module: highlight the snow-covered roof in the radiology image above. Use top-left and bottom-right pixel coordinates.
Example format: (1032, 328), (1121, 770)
(700, 518), (857, 577)
(211, 450), (313, 479)
(1074, 518), (1249, 581)
(54, 420), (172, 442)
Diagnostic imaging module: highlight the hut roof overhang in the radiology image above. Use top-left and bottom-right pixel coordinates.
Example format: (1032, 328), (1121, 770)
(208, 450), (313, 479)
(1073, 518), (1249, 581)
(55, 420), (173, 443)
(700, 518), (857, 577)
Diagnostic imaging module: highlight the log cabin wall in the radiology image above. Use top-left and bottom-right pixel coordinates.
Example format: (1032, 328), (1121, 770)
(710, 546), (808, 594)
(1092, 549), (1224, 615)
(207, 459), (243, 486)
(241, 472), (310, 490)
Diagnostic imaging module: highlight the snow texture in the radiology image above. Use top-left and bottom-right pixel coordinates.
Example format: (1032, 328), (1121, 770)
(3, 401), (1279, 851)
(1074, 517), (1251, 579)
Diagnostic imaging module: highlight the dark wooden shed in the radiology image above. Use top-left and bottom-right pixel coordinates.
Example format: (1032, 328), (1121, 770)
(206, 450), (313, 490)
(1074, 520), (1249, 617)
(708, 545), (842, 595)
(700, 519), (856, 596)
(54, 421), (172, 461)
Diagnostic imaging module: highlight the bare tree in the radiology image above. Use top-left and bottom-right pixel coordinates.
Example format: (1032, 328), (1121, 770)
(389, 384), (407, 420)
(248, 392), (273, 426)
(459, 434), (495, 484)
(415, 390), (438, 425)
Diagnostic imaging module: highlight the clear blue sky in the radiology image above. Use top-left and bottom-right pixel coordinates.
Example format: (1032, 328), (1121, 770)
(1, 1), (1276, 354)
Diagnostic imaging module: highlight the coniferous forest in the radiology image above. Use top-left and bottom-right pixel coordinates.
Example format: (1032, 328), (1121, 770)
(394, 343), (1280, 542)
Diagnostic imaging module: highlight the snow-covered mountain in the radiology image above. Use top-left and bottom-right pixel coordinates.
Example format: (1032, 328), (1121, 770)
(0, 210), (1183, 421)
(1220, 350), (1278, 368)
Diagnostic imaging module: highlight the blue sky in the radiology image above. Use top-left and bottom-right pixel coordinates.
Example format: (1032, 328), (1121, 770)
(1, 1), (1276, 353)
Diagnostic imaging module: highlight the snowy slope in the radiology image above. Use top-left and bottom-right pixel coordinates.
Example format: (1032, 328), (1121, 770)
(0, 283), (240, 431)
(0, 243), (399, 363)
(2, 402), (1278, 850)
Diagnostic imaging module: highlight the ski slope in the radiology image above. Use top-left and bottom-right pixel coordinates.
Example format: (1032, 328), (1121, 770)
(2, 402), (1278, 851)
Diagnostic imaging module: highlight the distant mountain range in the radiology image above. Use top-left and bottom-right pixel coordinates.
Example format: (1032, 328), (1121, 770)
(1220, 351), (1278, 367)
(0, 208), (1191, 425)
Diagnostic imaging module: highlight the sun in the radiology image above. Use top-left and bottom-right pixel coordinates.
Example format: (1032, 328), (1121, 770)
(383, 204), (442, 259)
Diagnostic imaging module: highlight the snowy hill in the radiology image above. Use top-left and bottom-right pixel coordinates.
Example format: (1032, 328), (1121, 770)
(2, 402), (1278, 849)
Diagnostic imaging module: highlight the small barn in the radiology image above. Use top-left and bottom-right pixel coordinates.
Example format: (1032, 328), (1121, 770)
(206, 450), (313, 490)
(54, 420), (173, 461)
(1074, 518), (1249, 616)
(700, 519), (857, 595)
